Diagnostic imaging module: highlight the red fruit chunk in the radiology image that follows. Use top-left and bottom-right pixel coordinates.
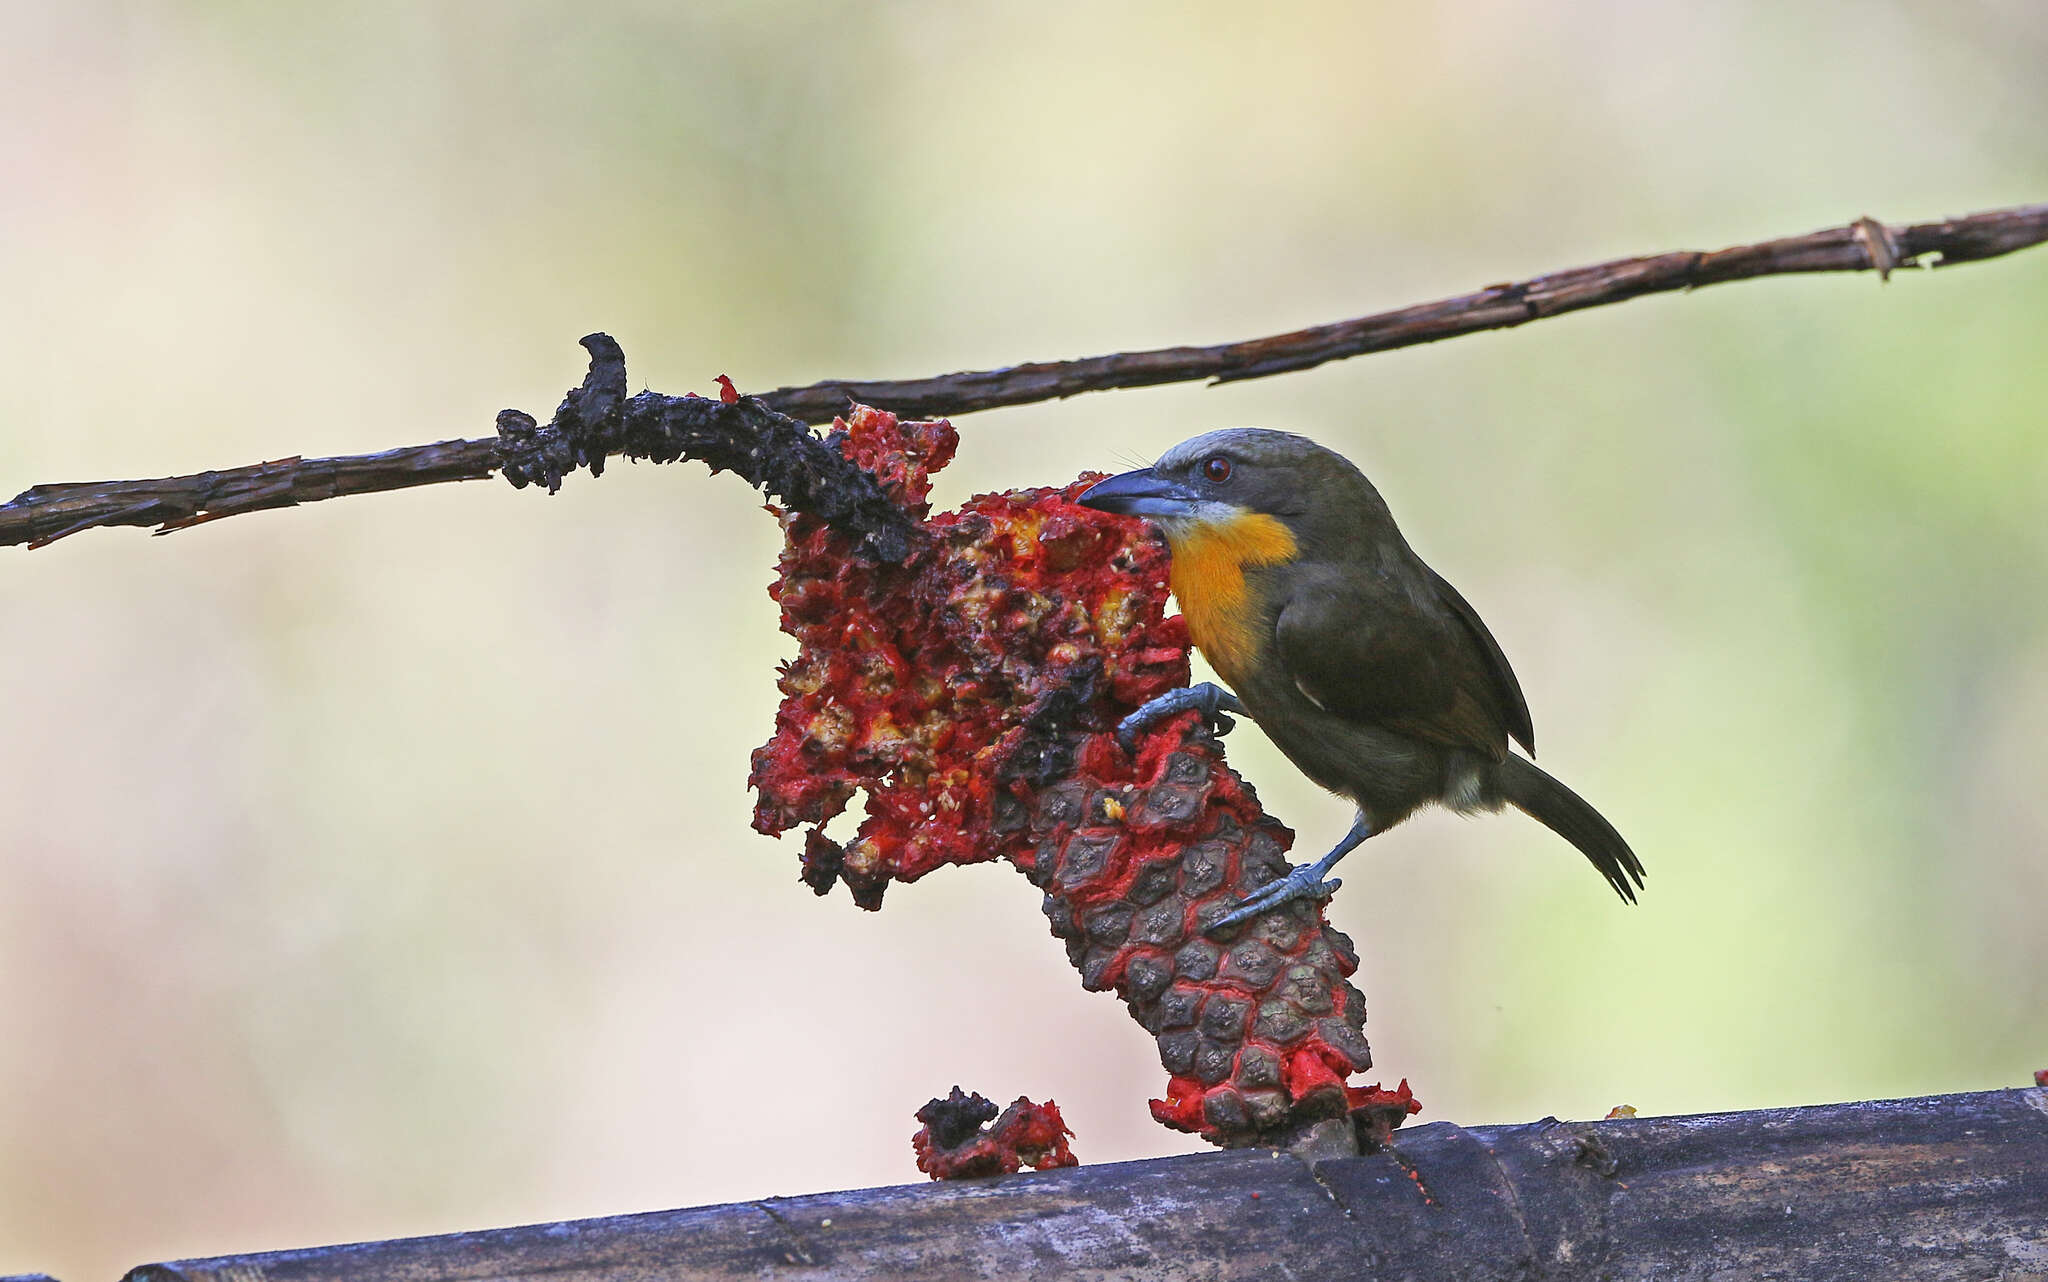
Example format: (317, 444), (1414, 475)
(751, 406), (1414, 1150)
(913, 1088), (1077, 1180)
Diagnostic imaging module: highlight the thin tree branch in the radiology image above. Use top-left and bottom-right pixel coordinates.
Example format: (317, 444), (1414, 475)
(106, 1087), (2048, 1282)
(4, 202), (2044, 550)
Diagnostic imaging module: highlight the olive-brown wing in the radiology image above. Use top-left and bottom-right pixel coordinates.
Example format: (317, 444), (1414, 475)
(1274, 566), (1515, 761)
(1424, 567), (1535, 756)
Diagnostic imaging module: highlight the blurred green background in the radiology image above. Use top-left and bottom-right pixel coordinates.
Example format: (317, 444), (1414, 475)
(4, 2), (2045, 1277)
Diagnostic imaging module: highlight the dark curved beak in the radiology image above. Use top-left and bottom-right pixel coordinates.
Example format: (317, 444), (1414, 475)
(1076, 467), (1202, 518)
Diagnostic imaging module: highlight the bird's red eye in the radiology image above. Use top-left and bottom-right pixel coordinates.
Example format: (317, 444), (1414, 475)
(1202, 455), (1233, 483)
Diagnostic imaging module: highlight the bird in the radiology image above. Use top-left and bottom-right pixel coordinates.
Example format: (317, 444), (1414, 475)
(1076, 428), (1643, 931)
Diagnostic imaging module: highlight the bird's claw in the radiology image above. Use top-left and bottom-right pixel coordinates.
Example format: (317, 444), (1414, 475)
(1207, 867), (1342, 934)
(1117, 709), (1235, 753)
(1115, 682), (1246, 754)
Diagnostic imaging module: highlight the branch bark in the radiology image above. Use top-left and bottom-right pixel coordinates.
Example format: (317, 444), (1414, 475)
(105, 1087), (2048, 1282)
(4, 202), (2044, 550)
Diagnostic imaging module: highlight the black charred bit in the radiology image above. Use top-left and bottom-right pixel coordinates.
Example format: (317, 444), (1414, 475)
(996, 659), (1106, 788)
(916, 1087), (1002, 1150)
(495, 334), (921, 562)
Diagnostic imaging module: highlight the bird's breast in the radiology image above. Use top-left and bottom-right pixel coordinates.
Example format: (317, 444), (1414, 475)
(1165, 512), (1296, 688)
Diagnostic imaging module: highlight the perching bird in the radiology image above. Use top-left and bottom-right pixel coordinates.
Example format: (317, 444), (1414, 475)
(1077, 428), (1643, 931)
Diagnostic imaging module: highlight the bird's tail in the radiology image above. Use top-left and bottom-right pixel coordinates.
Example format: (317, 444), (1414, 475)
(1493, 755), (1645, 903)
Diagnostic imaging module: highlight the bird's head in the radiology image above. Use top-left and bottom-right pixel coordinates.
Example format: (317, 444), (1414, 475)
(1076, 428), (1389, 562)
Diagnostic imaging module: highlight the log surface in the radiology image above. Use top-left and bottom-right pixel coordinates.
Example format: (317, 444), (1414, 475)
(115, 1087), (2048, 1282)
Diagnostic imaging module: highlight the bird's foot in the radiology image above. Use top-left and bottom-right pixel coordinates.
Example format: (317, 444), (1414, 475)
(1207, 865), (1342, 934)
(1116, 682), (1246, 753)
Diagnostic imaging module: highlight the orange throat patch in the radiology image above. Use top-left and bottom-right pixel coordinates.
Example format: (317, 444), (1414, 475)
(1164, 511), (1297, 686)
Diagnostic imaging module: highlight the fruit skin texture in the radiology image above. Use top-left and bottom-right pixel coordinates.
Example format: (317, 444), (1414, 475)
(749, 406), (1416, 1148)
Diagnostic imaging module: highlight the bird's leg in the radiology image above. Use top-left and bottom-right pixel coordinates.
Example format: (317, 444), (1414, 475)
(1208, 811), (1373, 933)
(1116, 682), (1246, 752)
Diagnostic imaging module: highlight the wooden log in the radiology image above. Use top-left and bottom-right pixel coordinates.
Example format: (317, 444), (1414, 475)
(114, 1087), (2048, 1282)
